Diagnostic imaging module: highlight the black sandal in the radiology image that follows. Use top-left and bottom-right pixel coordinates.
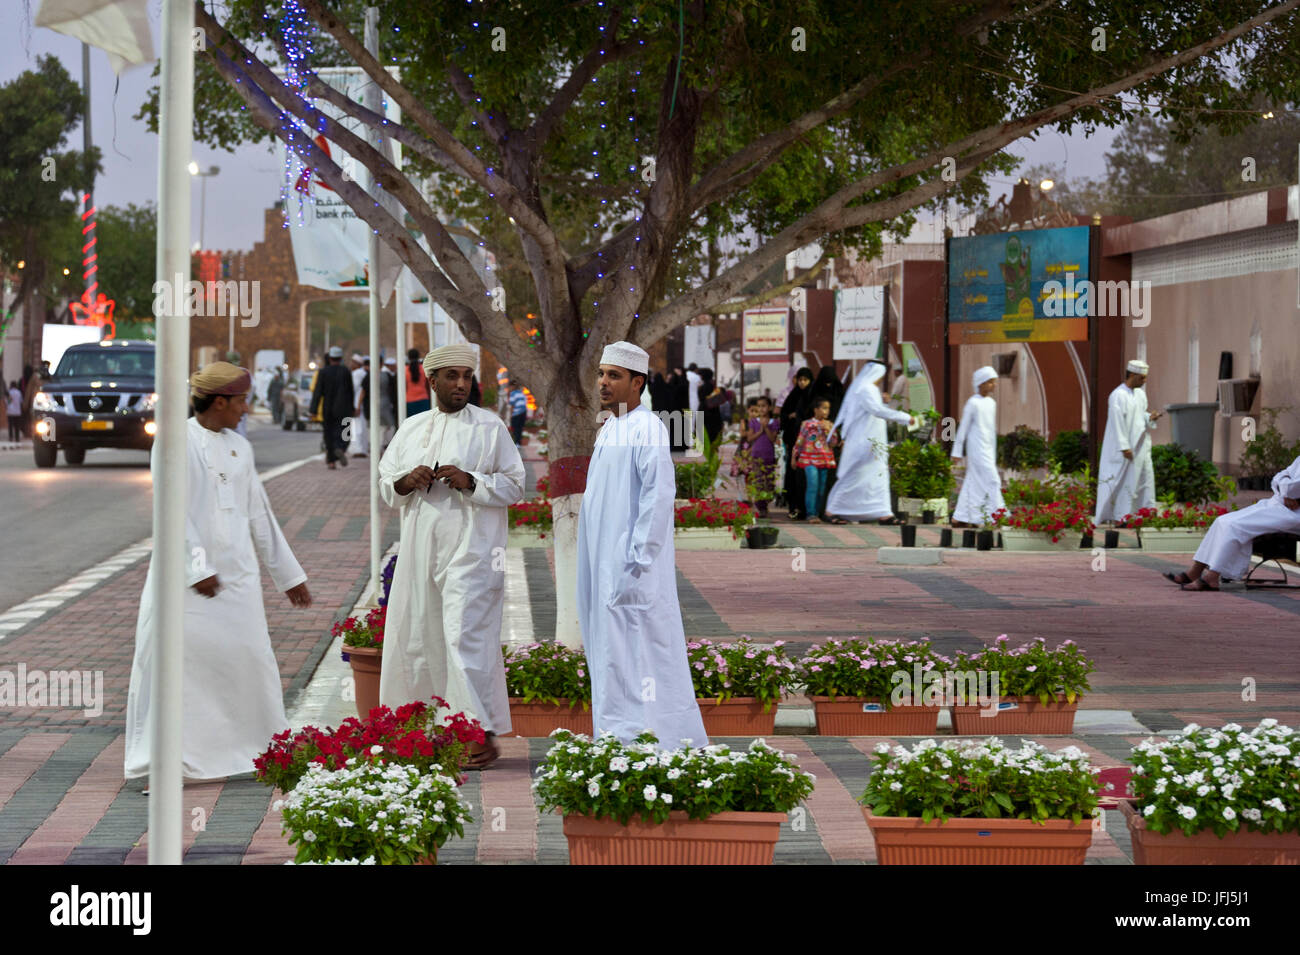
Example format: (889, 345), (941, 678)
(1181, 579), (1219, 592)
(1162, 572), (1192, 585)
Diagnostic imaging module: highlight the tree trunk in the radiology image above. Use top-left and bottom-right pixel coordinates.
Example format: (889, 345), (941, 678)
(543, 372), (600, 648)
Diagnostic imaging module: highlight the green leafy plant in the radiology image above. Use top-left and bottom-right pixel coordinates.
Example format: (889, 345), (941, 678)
(797, 638), (952, 706)
(998, 425), (1049, 471)
(1048, 429), (1088, 474)
(687, 637), (798, 710)
(533, 731), (815, 825)
(951, 635), (1094, 704)
(888, 437), (921, 497)
(1239, 408), (1300, 479)
(1129, 720), (1300, 837)
(1153, 443), (1230, 505)
(674, 498), (755, 538)
(860, 737), (1103, 825)
(503, 642), (591, 707)
(889, 439), (952, 499)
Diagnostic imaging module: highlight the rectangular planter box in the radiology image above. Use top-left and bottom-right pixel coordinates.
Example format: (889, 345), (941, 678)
(507, 528), (551, 549)
(864, 807), (1093, 864)
(564, 811), (786, 864)
(503, 699), (593, 737)
(1119, 798), (1300, 865)
(673, 527), (744, 550)
(949, 696), (1080, 735)
(1138, 527), (1209, 552)
(898, 497), (949, 521)
(810, 697), (941, 736)
(696, 697), (778, 736)
(999, 528), (1086, 551)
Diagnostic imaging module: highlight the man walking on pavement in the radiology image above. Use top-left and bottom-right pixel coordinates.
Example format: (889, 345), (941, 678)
(311, 345), (354, 470)
(124, 362), (312, 783)
(507, 380), (528, 445)
(1095, 359), (1160, 525)
(377, 344), (526, 768)
(578, 341), (709, 748)
(349, 354), (370, 458)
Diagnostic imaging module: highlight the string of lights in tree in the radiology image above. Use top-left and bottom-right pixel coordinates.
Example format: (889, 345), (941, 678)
(277, 0), (316, 229)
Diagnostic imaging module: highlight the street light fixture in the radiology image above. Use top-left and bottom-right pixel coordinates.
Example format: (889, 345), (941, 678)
(189, 163), (221, 251)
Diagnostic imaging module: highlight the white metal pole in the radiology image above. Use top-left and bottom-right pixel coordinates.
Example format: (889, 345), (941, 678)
(394, 270), (404, 429)
(365, 6), (382, 597)
(149, 0), (194, 866)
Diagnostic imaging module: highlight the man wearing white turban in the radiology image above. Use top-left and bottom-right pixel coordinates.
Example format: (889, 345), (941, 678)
(951, 366), (1005, 526)
(577, 341), (708, 747)
(1095, 359), (1161, 524)
(825, 362), (916, 524)
(377, 344), (526, 768)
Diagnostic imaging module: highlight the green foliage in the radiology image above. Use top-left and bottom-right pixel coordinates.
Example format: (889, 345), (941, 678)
(1153, 443), (1231, 505)
(797, 638), (952, 706)
(860, 738), (1102, 825)
(687, 638), (798, 710)
(1048, 429), (1088, 474)
(95, 203), (158, 320)
(953, 636), (1095, 705)
(503, 642), (591, 706)
(998, 425), (1049, 471)
(1240, 408), (1300, 478)
(889, 438), (953, 499)
(675, 427), (723, 498)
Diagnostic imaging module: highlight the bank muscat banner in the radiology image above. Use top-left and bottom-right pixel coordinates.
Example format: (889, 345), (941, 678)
(946, 225), (1091, 344)
(741, 307), (789, 362)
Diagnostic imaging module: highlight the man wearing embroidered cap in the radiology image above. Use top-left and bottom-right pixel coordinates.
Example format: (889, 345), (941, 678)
(378, 344), (525, 768)
(1095, 359), (1161, 524)
(124, 362), (312, 781)
(577, 341), (708, 747)
(951, 366), (1005, 527)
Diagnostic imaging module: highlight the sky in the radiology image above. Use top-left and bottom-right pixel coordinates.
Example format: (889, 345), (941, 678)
(3, 2), (1119, 257)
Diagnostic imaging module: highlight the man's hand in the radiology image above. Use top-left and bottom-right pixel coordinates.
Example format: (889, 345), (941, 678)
(285, 582), (312, 607)
(434, 465), (473, 490)
(1150, 411), (1163, 421)
(1284, 497), (1299, 511)
(395, 465), (437, 495)
(192, 575), (220, 599)
(1122, 449), (1134, 461)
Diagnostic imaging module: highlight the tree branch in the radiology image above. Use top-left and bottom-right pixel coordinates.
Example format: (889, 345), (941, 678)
(528, 6), (627, 149)
(702, 253), (829, 316)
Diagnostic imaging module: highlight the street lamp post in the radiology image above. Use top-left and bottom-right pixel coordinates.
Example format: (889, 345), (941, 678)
(188, 162), (223, 345)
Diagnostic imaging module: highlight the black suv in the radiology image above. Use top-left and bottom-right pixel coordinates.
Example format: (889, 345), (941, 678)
(31, 340), (157, 467)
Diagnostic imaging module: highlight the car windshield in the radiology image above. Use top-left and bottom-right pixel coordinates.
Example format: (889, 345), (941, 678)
(55, 349), (155, 378)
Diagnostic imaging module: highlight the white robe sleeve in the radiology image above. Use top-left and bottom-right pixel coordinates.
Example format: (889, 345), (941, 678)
(952, 397), (974, 458)
(467, 418), (526, 508)
(1110, 388), (1133, 452)
(1271, 454), (1300, 497)
(248, 472), (307, 592)
(626, 427), (674, 572)
(863, 384), (912, 426)
(174, 439), (216, 587)
(378, 421), (418, 509)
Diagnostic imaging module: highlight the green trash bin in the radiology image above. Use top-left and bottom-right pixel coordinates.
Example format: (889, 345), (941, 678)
(1166, 402), (1219, 462)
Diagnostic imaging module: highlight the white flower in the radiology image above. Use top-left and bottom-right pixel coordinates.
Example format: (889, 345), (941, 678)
(1178, 805), (1197, 820)
(643, 784), (658, 802)
(1222, 806), (1237, 821)
(661, 794), (673, 805)
(1264, 798), (1286, 812)
(889, 781), (902, 792)
(1143, 804), (1156, 817)
(699, 779), (714, 789)
(667, 768), (682, 780)
(609, 757), (630, 773)
(1242, 808), (1262, 822)
(370, 744), (384, 755)
(303, 830), (317, 842)
(875, 742), (891, 754)
(587, 780), (600, 797)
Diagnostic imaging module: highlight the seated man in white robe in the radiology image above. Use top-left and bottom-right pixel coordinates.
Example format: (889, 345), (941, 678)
(378, 344), (525, 768)
(951, 365), (1005, 527)
(1166, 455), (1300, 591)
(577, 341), (708, 748)
(125, 363), (312, 783)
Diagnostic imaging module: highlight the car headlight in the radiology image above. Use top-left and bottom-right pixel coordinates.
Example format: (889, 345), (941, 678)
(32, 392), (55, 412)
(136, 392), (159, 412)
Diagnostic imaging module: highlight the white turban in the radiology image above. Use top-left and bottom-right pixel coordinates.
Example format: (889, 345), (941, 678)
(424, 344), (478, 378)
(862, 361), (886, 385)
(1127, 359), (1149, 375)
(972, 366), (998, 389)
(600, 341), (649, 375)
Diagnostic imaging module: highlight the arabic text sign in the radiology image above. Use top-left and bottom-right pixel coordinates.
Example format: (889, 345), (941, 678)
(741, 308), (789, 363)
(833, 286), (885, 360)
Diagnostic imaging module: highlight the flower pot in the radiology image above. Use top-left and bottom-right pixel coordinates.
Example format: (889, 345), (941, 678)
(939, 528), (953, 547)
(976, 530), (993, 551)
(563, 811), (786, 865)
(342, 645), (382, 720)
(744, 525), (780, 549)
(922, 509), (936, 524)
(898, 496), (949, 521)
(1138, 527), (1210, 552)
(673, 527), (743, 550)
(999, 528), (1085, 551)
(1104, 529), (1120, 549)
(863, 808), (1093, 864)
(961, 529), (976, 548)
(810, 697), (941, 735)
(504, 699), (594, 737)
(949, 696), (1080, 735)
(1118, 798), (1300, 865)
(900, 524), (917, 547)
(696, 697), (777, 735)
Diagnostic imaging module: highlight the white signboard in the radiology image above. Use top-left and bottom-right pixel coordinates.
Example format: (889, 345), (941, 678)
(834, 286), (885, 360)
(684, 325), (715, 370)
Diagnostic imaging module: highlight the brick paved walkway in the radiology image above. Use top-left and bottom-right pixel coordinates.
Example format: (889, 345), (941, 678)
(2, 437), (1297, 864)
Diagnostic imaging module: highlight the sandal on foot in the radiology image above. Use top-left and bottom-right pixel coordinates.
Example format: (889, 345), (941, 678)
(465, 734), (500, 770)
(1162, 571), (1192, 585)
(1181, 579), (1219, 592)
(828, 517), (850, 525)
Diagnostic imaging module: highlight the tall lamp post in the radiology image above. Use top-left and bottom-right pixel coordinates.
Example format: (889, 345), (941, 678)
(188, 162), (223, 346)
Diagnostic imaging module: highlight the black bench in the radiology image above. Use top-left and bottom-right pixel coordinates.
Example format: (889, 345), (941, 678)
(1244, 533), (1300, 589)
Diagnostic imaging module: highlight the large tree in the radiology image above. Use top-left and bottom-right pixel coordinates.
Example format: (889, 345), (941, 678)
(177, 0), (1300, 642)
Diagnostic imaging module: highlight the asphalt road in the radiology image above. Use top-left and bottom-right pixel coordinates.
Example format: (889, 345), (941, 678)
(0, 412), (325, 612)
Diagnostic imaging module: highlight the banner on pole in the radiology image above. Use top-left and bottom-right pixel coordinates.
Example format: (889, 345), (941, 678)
(741, 308), (789, 363)
(833, 286), (885, 360)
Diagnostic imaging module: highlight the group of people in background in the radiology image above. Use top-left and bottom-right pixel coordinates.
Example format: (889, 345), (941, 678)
(0, 365), (46, 444)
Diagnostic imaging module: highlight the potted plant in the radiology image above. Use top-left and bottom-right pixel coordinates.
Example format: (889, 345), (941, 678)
(798, 638), (952, 735)
(1121, 720), (1300, 864)
(337, 606), (385, 719)
(891, 440), (954, 521)
(860, 737), (1101, 864)
(673, 498), (753, 549)
(1152, 443), (1235, 504)
(688, 637), (796, 735)
(534, 730), (815, 865)
(1239, 408), (1300, 490)
(507, 496), (554, 545)
(1129, 503), (1231, 552)
(947, 636), (1094, 734)
(277, 760), (473, 865)
(993, 497), (1095, 551)
(254, 697), (483, 792)
(737, 454), (780, 549)
(997, 424), (1049, 475)
(502, 642), (593, 736)
(1048, 429), (1089, 475)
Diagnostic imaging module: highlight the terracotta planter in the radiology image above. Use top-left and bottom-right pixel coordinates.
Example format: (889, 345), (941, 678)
(949, 696), (1080, 735)
(1000, 528), (1086, 551)
(696, 697), (778, 736)
(342, 645), (382, 720)
(810, 697), (941, 735)
(564, 811), (785, 865)
(1138, 527), (1209, 552)
(863, 807), (1093, 864)
(504, 699), (593, 737)
(1119, 798), (1300, 865)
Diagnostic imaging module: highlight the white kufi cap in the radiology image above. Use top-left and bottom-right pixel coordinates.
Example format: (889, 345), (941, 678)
(1127, 359), (1150, 375)
(600, 341), (649, 375)
(973, 366), (998, 389)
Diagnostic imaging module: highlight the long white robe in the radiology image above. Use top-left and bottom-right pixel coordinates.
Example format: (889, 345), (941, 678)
(951, 394), (1005, 524)
(1095, 383), (1157, 523)
(349, 366), (370, 454)
(125, 417), (306, 779)
(378, 403), (524, 733)
(1193, 455), (1300, 578)
(577, 406), (708, 748)
(826, 376), (912, 520)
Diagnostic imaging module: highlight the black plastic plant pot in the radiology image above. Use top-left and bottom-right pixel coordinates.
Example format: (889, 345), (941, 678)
(1105, 529), (1120, 549)
(745, 526), (779, 549)
(901, 524), (917, 547)
(1080, 533), (1093, 549)
(922, 510), (936, 524)
(939, 528), (953, 547)
(961, 530), (977, 548)
(976, 530), (994, 551)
